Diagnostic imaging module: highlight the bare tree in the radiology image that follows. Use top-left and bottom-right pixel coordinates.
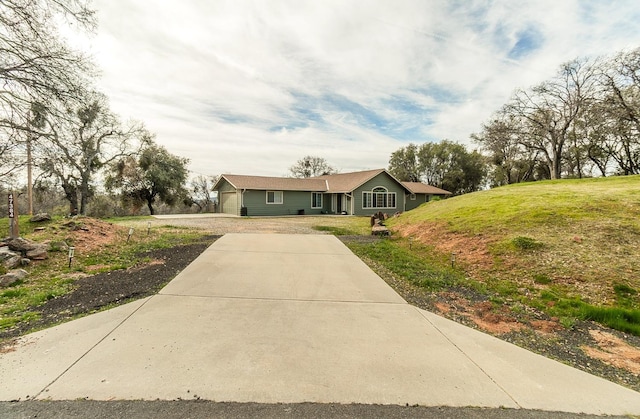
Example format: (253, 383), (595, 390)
(0, 0), (95, 177)
(598, 48), (640, 175)
(190, 175), (218, 212)
(288, 156), (336, 178)
(505, 58), (600, 179)
(472, 110), (547, 186)
(37, 92), (150, 214)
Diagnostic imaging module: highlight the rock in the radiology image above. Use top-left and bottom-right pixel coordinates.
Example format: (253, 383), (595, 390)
(0, 247), (22, 269)
(3, 255), (22, 269)
(0, 269), (28, 287)
(26, 245), (48, 260)
(30, 213), (51, 222)
(20, 258), (31, 266)
(6, 237), (38, 253)
(371, 225), (390, 236)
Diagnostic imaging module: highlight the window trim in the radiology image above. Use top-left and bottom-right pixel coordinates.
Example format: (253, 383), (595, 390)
(266, 190), (283, 204)
(362, 186), (397, 209)
(409, 193), (416, 201)
(311, 192), (323, 209)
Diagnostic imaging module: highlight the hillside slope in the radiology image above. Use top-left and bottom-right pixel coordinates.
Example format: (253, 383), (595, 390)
(390, 176), (640, 307)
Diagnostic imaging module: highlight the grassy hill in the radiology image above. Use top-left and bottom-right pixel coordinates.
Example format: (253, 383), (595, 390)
(355, 176), (640, 336)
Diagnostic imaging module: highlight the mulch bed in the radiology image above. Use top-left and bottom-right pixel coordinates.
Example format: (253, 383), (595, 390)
(0, 236), (220, 342)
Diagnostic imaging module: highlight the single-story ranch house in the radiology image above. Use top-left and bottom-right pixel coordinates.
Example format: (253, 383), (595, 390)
(212, 169), (451, 216)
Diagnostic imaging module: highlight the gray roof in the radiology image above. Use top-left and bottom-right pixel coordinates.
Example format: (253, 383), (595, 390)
(219, 174), (328, 191)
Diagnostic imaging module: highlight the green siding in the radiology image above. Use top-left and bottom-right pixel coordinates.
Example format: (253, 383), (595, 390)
(405, 194), (428, 211)
(352, 172), (407, 216)
(241, 190), (325, 216)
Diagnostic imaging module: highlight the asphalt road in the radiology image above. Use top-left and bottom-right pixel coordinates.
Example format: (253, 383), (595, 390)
(0, 401), (630, 419)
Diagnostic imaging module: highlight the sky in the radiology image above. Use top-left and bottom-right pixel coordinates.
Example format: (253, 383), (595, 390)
(70, 0), (640, 178)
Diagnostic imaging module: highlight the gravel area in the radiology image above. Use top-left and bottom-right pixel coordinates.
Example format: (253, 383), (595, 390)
(143, 214), (349, 235)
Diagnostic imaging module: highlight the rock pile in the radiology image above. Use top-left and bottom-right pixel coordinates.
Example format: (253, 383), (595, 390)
(0, 237), (50, 287)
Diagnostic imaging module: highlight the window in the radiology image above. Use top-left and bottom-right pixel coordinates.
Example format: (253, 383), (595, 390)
(362, 187), (397, 209)
(311, 192), (323, 208)
(410, 194), (416, 201)
(266, 191), (283, 204)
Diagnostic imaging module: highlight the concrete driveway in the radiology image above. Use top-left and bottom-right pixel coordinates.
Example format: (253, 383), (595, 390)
(1, 234), (640, 415)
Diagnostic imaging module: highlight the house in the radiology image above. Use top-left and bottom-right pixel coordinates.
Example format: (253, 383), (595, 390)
(401, 181), (452, 211)
(212, 169), (451, 216)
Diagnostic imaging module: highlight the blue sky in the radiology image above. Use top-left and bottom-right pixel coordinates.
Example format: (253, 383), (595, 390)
(73, 0), (640, 177)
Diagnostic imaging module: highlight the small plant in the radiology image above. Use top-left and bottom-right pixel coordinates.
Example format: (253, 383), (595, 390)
(533, 273), (552, 285)
(559, 316), (577, 329)
(48, 241), (68, 252)
(613, 282), (637, 297)
(511, 236), (544, 250)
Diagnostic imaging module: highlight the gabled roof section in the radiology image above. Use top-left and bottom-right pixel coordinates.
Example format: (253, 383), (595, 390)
(401, 182), (452, 195)
(315, 169), (391, 193)
(217, 174), (328, 192)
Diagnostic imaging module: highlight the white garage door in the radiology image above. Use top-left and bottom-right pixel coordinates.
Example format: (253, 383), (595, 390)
(221, 192), (238, 215)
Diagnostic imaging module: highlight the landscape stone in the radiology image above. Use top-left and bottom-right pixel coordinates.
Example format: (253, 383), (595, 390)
(26, 245), (48, 260)
(0, 269), (28, 287)
(2, 255), (22, 269)
(0, 247), (22, 269)
(7, 237), (38, 253)
(30, 213), (51, 222)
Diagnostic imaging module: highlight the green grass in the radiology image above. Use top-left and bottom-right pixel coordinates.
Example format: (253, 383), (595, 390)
(347, 237), (465, 292)
(395, 175), (640, 234)
(579, 306), (640, 335)
(340, 176), (640, 336)
(312, 217), (371, 236)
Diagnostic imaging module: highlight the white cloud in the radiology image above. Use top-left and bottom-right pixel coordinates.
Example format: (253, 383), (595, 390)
(72, 0), (640, 176)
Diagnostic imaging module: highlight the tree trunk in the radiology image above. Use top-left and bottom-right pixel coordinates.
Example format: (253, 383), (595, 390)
(63, 185), (78, 216)
(147, 199), (155, 215)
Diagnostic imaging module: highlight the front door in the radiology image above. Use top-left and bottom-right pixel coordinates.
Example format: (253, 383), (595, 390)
(336, 194), (342, 213)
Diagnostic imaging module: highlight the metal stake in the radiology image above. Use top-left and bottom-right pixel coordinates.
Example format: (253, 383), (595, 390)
(68, 247), (75, 268)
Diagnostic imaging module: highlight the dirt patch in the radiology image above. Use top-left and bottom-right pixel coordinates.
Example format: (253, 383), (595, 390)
(530, 319), (563, 335)
(468, 301), (525, 334)
(33, 217), (121, 254)
(394, 222), (498, 274)
(582, 330), (640, 375)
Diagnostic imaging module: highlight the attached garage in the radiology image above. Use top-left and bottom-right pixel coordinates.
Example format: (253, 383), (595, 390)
(220, 191), (239, 215)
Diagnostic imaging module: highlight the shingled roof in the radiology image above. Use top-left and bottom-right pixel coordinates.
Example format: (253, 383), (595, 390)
(218, 174), (328, 191)
(216, 170), (450, 195)
(314, 169), (389, 193)
(401, 182), (452, 195)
